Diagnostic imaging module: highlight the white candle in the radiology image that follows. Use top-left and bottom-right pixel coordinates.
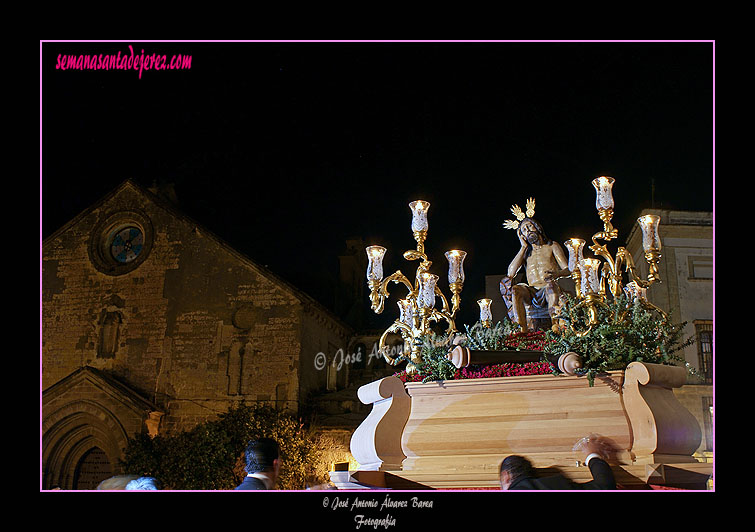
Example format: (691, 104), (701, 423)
(365, 245), (386, 282)
(564, 238), (585, 272)
(417, 273), (438, 309)
(637, 214), (662, 252)
(445, 250), (467, 284)
(477, 298), (492, 323)
(580, 258), (601, 295)
(409, 200), (430, 232)
(592, 176), (615, 211)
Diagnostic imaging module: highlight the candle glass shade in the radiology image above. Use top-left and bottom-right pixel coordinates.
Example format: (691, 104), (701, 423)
(397, 299), (413, 326)
(564, 238), (586, 272)
(477, 298), (493, 323)
(417, 273), (438, 309)
(580, 258), (602, 296)
(623, 280), (647, 302)
(592, 176), (615, 211)
(637, 214), (662, 252)
(445, 250), (467, 284)
(366, 246), (386, 282)
(409, 200), (430, 232)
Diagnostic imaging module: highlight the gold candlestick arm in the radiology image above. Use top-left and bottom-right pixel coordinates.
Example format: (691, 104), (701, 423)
(449, 281), (463, 315)
(429, 308), (457, 334)
(616, 248), (662, 289)
(592, 208), (619, 242)
(434, 284), (452, 315)
(378, 320), (414, 365)
(643, 250), (663, 284)
(369, 270), (415, 314)
(571, 294), (607, 337)
(571, 269), (583, 299)
(366, 199), (464, 376)
(413, 229), (427, 255)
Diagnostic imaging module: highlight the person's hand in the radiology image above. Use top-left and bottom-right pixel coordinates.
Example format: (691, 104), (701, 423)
(573, 434), (620, 463)
(517, 229), (528, 247)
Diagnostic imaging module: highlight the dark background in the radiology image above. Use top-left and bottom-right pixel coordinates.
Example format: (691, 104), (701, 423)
(40, 41), (713, 328)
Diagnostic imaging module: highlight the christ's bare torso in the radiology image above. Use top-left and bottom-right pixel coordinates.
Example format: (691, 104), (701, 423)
(525, 243), (563, 289)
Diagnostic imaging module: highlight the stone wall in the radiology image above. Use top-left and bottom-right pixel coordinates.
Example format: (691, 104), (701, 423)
(673, 384), (714, 454)
(42, 181), (348, 436)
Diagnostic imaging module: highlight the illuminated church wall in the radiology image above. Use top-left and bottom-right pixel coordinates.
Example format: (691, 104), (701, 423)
(41, 180), (351, 487)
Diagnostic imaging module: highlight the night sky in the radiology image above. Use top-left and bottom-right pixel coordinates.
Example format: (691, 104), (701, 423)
(40, 41), (714, 328)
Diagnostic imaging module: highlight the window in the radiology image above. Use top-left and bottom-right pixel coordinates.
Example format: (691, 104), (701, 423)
(688, 255), (713, 280)
(110, 226), (145, 263)
(98, 310), (123, 359)
(89, 210), (153, 276)
(695, 321), (713, 384)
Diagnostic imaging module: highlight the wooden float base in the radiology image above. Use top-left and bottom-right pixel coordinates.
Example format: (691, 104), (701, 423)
(344, 362), (711, 491)
(330, 461), (713, 491)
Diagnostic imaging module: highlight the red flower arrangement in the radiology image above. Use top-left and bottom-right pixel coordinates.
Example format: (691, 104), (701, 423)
(455, 360), (554, 380)
(501, 330), (551, 351)
(395, 361), (554, 383)
(394, 330), (557, 383)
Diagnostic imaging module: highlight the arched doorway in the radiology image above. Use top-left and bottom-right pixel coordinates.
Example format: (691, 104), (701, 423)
(73, 447), (113, 490)
(42, 367), (162, 490)
(42, 405), (128, 490)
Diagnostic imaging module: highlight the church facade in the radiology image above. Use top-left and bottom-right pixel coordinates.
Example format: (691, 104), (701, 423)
(41, 180), (352, 489)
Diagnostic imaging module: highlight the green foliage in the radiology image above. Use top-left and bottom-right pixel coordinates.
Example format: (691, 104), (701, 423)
(463, 320), (518, 351)
(413, 332), (458, 383)
(393, 295), (697, 387)
(121, 403), (318, 490)
(544, 294), (696, 385)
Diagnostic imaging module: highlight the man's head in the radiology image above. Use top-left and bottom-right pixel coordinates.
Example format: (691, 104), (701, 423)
(499, 455), (535, 490)
(125, 476), (161, 490)
(244, 438), (280, 479)
(518, 218), (550, 246)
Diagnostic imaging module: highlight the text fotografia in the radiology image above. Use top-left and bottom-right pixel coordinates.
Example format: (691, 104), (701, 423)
(55, 45), (192, 79)
(324, 494), (433, 529)
(314, 343), (404, 372)
(354, 515), (397, 530)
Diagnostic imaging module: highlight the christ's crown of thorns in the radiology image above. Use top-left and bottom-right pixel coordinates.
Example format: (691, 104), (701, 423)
(502, 198), (536, 231)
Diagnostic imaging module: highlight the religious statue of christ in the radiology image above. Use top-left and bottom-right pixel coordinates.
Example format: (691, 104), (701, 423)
(500, 199), (571, 332)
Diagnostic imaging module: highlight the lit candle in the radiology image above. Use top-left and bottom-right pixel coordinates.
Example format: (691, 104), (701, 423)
(592, 176), (615, 211)
(563, 238), (586, 272)
(580, 258), (601, 295)
(365, 246), (386, 282)
(445, 250), (467, 284)
(477, 298), (493, 323)
(637, 214), (662, 252)
(409, 200), (430, 232)
(417, 273), (438, 309)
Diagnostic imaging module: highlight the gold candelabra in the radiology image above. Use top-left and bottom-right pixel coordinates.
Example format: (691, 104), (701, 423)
(366, 200), (466, 375)
(564, 176), (666, 336)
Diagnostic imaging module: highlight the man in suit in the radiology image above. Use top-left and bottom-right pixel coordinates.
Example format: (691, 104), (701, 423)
(499, 435), (617, 490)
(235, 438), (281, 490)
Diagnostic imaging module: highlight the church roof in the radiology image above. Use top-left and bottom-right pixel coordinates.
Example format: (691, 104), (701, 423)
(42, 365), (160, 415)
(42, 178), (352, 335)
